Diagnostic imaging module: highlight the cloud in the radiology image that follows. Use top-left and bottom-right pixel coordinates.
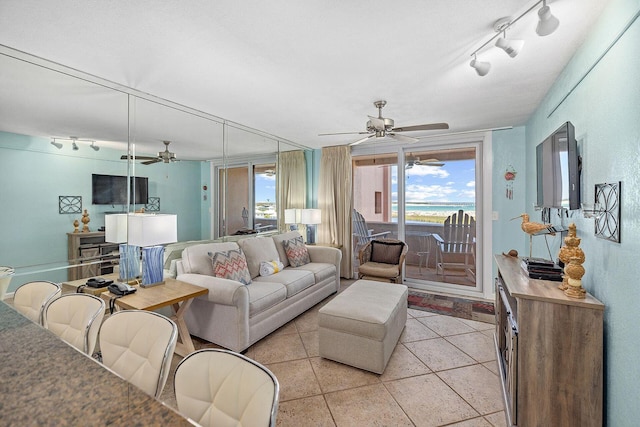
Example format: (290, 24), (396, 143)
(404, 184), (458, 202)
(466, 181), (475, 187)
(406, 166), (450, 178)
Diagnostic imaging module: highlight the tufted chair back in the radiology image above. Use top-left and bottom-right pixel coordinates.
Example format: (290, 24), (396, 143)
(13, 281), (61, 325)
(43, 293), (105, 355)
(174, 349), (279, 427)
(99, 310), (177, 398)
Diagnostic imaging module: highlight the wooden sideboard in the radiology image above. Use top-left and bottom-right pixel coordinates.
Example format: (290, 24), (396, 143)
(67, 232), (119, 281)
(494, 255), (604, 426)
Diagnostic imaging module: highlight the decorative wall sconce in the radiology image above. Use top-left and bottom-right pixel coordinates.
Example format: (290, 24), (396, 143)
(581, 202), (603, 219)
(593, 182), (621, 242)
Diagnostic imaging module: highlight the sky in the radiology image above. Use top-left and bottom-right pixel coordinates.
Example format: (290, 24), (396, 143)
(392, 159), (476, 204)
(255, 173), (276, 203)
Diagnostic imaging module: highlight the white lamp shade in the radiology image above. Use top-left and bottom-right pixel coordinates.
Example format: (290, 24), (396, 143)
(536, 5), (559, 36)
(127, 214), (178, 247)
(470, 58), (491, 76)
(495, 37), (524, 58)
(284, 208), (301, 224)
(301, 209), (321, 225)
(105, 214), (128, 243)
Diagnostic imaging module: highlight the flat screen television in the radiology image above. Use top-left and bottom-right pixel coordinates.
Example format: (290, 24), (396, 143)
(536, 121), (581, 210)
(92, 174), (149, 205)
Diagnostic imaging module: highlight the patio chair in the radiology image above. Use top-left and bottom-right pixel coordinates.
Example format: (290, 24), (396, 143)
(352, 209), (391, 255)
(433, 209), (476, 282)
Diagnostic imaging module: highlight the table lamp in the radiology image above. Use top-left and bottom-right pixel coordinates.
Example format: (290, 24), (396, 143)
(284, 208), (301, 231)
(301, 209), (321, 244)
(105, 213), (140, 284)
(127, 214), (177, 287)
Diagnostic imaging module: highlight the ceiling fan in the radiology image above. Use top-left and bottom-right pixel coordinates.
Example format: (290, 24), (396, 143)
(121, 140), (177, 165)
(319, 100), (449, 146)
(405, 155), (444, 169)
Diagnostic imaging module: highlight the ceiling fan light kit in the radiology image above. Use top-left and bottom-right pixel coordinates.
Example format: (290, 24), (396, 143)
(469, 0), (560, 76)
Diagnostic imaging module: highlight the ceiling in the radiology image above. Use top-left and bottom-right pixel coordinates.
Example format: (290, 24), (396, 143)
(0, 0), (612, 160)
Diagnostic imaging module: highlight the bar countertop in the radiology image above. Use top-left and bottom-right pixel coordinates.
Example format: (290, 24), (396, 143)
(0, 301), (195, 426)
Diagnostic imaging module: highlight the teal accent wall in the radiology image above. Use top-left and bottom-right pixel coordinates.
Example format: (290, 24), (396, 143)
(523, 1), (640, 423)
(0, 131), (204, 290)
(491, 127), (528, 263)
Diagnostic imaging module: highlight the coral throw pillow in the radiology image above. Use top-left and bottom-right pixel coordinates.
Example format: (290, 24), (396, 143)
(283, 236), (310, 267)
(208, 249), (252, 285)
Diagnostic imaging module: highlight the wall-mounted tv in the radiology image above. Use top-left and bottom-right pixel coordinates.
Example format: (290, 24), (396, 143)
(536, 121), (581, 210)
(92, 174), (149, 205)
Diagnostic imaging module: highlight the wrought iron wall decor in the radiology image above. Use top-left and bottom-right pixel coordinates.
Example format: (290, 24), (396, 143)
(594, 182), (621, 242)
(146, 197), (160, 212)
(59, 196), (82, 214)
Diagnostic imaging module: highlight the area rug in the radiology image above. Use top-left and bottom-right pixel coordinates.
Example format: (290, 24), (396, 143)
(408, 290), (495, 324)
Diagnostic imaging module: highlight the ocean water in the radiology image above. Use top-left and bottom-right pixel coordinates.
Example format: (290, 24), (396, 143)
(393, 203), (476, 214)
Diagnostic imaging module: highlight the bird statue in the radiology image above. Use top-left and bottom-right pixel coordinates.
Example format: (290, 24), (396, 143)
(511, 213), (556, 258)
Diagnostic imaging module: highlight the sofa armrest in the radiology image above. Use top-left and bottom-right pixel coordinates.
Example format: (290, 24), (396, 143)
(176, 273), (249, 306)
(306, 245), (342, 266)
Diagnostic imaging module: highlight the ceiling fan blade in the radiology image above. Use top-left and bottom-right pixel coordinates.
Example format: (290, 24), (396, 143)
(367, 116), (386, 130)
(319, 131), (370, 136)
(388, 133), (418, 143)
(349, 134), (375, 146)
(141, 158), (161, 165)
(121, 155), (160, 161)
(392, 123), (449, 132)
(420, 161), (445, 167)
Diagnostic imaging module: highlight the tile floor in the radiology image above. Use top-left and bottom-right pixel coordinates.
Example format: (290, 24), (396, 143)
(160, 280), (507, 427)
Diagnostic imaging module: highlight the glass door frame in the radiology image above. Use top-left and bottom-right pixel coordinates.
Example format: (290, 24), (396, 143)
(351, 132), (493, 299)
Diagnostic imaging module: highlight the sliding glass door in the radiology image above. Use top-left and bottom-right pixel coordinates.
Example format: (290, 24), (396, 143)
(401, 147), (478, 289)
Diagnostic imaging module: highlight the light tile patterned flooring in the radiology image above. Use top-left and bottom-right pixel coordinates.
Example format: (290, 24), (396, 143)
(160, 280), (507, 427)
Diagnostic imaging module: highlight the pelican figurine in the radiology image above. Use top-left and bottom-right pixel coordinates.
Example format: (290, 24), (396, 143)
(511, 213), (556, 257)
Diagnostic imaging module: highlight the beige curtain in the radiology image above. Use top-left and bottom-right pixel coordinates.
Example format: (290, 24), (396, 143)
(318, 145), (353, 278)
(277, 150), (306, 231)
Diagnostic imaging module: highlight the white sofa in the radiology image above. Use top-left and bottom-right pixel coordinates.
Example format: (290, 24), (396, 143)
(176, 231), (342, 352)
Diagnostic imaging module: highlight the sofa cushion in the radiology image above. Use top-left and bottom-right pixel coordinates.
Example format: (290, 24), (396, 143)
(272, 231), (303, 268)
(259, 260), (284, 277)
(253, 269), (315, 298)
(181, 242), (240, 276)
(370, 240), (404, 264)
(293, 262), (336, 284)
(283, 236), (311, 267)
(238, 237), (281, 279)
(209, 249), (252, 285)
(247, 282), (287, 316)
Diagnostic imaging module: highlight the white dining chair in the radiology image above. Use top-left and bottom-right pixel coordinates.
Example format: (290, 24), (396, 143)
(99, 310), (177, 398)
(43, 293), (105, 355)
(174, 348), (279, 427)
(13, 280), (61, 325)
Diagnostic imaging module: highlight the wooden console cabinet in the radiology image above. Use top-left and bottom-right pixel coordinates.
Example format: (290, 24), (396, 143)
(67, 232), (119, 281)
(494, 255), (604, 426)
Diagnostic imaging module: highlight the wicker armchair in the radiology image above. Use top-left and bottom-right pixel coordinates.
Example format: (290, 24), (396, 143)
(358, 238), (408, 284)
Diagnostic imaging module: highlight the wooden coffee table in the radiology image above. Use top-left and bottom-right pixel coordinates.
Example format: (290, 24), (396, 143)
(102, 278), (208, 357)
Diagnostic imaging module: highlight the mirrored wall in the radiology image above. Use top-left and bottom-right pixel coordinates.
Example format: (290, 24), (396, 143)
(0, 46), (309, 294)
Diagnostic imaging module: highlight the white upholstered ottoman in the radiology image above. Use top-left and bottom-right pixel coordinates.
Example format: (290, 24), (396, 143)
(318, 279), (407, 374)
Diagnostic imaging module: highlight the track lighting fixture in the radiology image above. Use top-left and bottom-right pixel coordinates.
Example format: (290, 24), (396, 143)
(470, 53), (491, 76)
(469, 0), (561, 76)
(50, 139), (63, 149)
(90, 142), (100, 151)
(495, 31), (524, 58)
(536, 0), (560, 36)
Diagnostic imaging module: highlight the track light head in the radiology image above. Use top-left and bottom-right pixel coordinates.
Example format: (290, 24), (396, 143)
(536, 1), (560, 36)
(90, 142), (100, 151)
(72, 142), (79, 151)
(50, 139), (63, 149)
(470, 55), (491, 76)
(495, 35), (524, 58)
